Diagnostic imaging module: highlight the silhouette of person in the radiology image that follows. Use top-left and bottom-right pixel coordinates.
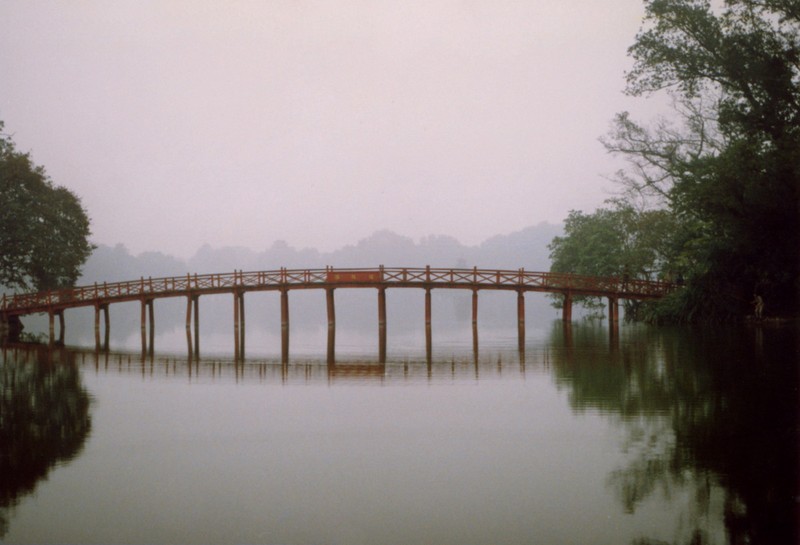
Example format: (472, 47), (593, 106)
(751, 294), (764, 319)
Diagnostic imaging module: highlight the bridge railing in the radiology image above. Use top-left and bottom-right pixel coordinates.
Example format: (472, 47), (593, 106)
(1, 267), (676, 315)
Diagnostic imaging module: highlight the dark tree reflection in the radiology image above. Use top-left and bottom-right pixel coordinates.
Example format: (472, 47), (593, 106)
(0, 345), (92, 537)
(548, 322), (798, 545)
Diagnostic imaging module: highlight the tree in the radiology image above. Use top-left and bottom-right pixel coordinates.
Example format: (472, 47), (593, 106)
(547, 323), (798, 543)
(556, 0), (799, 321)
(0, 346), (91, 538)
(548, 200), (679, 316)
(0, 122), (94, 292)
(622, 0), (800, 319)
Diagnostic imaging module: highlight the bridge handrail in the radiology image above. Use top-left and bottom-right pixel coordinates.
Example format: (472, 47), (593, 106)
(0, 266), (677, 314)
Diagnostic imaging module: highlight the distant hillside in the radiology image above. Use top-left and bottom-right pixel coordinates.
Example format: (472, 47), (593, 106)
(81, 223), (561, 281)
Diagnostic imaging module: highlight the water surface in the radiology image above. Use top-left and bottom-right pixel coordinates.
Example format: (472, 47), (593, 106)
(1, 322), (796, 544)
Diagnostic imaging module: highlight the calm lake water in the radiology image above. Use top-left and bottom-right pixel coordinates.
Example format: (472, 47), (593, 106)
(1, 321), (797, 544)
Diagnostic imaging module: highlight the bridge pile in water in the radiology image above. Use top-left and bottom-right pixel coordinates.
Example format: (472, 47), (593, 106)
(0, 266), (676, 359)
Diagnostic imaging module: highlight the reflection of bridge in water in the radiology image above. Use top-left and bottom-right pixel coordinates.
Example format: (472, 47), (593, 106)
(1, 266), (676, 361)
(3, 343), (557, 384)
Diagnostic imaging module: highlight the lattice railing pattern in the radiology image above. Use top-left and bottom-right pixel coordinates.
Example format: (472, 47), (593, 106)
(1, 266), (676, 315)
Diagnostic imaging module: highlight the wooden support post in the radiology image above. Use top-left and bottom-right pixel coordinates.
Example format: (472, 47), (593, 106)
(48, 311), (55, 344)
(281, 289), (289, 363)
(95, 305), (101, 349)
(608, 296), (619, 343)
(140, 299), (147, 355)
(239, 293), (245, 359)
(186, 331), (194, 368)
(103, 305), (110, 350)
(425, 288), (432, 329)
(326, 288), (336, 330)
(325, 287), (335, 362)
(193, 296), (200, 357)
(186, 295), (193, 332)
(608, 296), (619, 325)
(186, 296), (193, 359)
(425, 288), (432, 359)
(233, 292), (241, 361)
(472, 288), (478, 354)
(562, 291), (573, 323)
(517, 290), (525, 351)
(327, 332), (335, 365)
(378, 288), (387, 363)
(148, 300), (155, 356)
(57, 311), (65, 344)
(472, 289), (478, 327)
(472, 289), (479, 353)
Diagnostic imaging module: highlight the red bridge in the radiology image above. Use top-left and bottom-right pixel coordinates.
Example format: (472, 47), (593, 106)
(1, 266), (676, 359)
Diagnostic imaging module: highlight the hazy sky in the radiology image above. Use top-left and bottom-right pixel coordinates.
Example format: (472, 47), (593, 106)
(1, 1), (659, 258)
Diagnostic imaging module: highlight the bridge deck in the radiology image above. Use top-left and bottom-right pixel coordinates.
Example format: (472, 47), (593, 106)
(1, 266), (675, 318)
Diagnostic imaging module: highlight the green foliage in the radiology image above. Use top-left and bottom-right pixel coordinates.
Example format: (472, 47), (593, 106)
(628, 0), (799, 140)
(548, 323), (799, 543)
(553, 0), (799, 322)
(0, 122), (94, 292)
(0, 347), (92, 537)
(548, 201), (679, 314)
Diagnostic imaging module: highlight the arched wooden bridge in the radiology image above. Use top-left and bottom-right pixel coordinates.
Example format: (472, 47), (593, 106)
(1, 266), (676, 359)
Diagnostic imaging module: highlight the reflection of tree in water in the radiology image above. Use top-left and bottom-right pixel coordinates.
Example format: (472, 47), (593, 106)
(0, 345), (92, 537)
(548, 322), (797, 545)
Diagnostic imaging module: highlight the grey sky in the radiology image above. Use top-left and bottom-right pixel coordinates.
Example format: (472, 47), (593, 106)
(1, 1), (657, 258)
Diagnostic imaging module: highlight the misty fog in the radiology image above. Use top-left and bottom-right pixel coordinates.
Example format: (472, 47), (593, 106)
(20, 224), (566, 354)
